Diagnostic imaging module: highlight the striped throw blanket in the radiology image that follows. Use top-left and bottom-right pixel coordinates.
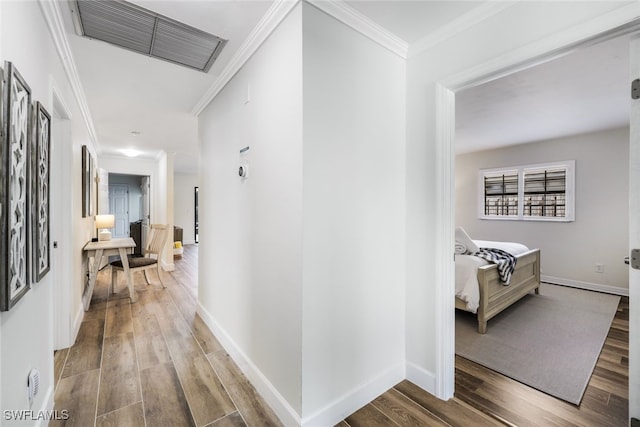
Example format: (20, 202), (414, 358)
(474, 248), (517, 285)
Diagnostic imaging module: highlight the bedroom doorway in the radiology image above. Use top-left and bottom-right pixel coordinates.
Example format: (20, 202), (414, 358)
(437, 18), (640, 420)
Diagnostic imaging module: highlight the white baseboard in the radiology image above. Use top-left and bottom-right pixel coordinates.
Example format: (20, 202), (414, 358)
(405, 361), (437, 396)
(71, 300), (84, 344)
(196, 303), (302, 427)
(34, 385), (55, 427)
(161, 259), (175, 272)
(301, 363), (405, 427)
(183, 239), (196, 245)
(541, 275), (628, 297)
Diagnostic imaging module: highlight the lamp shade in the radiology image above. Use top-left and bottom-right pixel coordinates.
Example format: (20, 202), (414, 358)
(95, 214), (115, 229)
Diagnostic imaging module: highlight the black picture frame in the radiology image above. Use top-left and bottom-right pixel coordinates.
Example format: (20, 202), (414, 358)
(82, 144), (94, 218)
(32, 102), (51, 283)
(0, 62), (32, 311)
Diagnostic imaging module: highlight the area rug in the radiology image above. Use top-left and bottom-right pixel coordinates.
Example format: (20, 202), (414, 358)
(455, 283), (620, 405)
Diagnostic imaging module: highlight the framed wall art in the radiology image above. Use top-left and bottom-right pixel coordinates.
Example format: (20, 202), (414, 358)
(32, 102), (51, 282)
(82, 144), (94, 218)
(0, 61), (32, 311)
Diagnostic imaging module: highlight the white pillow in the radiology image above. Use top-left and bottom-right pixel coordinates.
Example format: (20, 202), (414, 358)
(455, 226), (479, 254)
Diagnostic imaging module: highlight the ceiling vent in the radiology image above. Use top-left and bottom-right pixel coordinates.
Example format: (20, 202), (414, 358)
(69, 0), (227, 73)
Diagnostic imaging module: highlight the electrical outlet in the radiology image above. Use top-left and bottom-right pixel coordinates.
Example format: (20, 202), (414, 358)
(595, 263), (604, 273)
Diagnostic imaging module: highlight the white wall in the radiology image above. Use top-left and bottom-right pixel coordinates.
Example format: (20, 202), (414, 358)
(301, 4), (406, 424)
(174, 173), (198, 245)
(198, 4), (406, 424)
(405, 1), (636, 394)
(456, 127), (629, 294)
(0, 1), (97, 422)
(198, 4), (303, 422)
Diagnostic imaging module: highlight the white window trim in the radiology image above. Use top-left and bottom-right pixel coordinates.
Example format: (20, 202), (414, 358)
(478, 160), (575, 222)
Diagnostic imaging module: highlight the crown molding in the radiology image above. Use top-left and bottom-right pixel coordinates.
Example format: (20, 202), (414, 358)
(306, 0), (408, 59)
(38, 0), (99, 147)
(409, 1), (517, 58)
(191, 0), (409, 116)
(191, 0), (300, 116)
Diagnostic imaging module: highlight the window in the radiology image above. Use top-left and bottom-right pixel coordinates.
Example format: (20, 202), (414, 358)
(479, 161), (575, 221)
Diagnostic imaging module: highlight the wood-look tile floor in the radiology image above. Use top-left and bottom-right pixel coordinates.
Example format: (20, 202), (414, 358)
(54, 246), (629, 427)
(340, 296), (629, 427)
(52, 245), (282, 427)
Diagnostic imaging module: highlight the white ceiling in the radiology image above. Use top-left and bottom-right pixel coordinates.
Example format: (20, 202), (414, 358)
(60, 1), (631, 172)
(455, 34), (630, 154)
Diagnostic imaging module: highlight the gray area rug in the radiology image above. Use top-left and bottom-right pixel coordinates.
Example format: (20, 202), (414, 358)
(455, 283), (620, 405)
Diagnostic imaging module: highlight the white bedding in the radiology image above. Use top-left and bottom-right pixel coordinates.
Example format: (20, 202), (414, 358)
(455, 240), (530, 313)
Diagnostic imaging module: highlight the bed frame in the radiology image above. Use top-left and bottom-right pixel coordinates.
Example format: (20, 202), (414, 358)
(456, 249), (541, 334)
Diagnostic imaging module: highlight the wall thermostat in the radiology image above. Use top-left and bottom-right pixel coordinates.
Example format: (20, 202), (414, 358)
(239, 146), (250, 180)
(239, 161), (249, 179)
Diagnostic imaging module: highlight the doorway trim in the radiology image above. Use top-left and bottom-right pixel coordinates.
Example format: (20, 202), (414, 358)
(434, 7), (640, 400)
(50, 78), (74, 350)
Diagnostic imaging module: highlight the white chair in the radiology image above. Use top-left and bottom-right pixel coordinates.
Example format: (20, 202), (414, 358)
(109, 224), (169, 295)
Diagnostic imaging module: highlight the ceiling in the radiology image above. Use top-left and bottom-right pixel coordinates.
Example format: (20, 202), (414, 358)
(455, 34), (630, 154)
(59, 1), (630, 172)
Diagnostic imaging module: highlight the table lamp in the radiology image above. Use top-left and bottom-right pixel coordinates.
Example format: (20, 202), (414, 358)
(95, 214), (115, 241)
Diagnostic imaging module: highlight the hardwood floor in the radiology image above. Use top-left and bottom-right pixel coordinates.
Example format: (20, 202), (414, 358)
(52, 244), (282, 427)
(341, 296), (629, 427)
(53, 246), (628, 426)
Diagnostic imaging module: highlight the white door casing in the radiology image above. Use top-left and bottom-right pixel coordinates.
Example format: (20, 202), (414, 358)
(50, 83), (74, 350)
(628, 33), (640, 423)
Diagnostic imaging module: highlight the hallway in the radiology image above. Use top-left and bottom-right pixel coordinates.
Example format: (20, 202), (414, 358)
(52, 245), (282, 427)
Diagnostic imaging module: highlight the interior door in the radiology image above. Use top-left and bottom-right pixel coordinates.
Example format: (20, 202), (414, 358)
(109, 184), (129, 238)
(629, 34), (640, 424)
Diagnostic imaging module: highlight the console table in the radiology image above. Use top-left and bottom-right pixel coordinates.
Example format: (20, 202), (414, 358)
(83, 238), (136, 310)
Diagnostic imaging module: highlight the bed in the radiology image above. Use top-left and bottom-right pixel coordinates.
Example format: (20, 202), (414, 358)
(455, 229), (541, 334)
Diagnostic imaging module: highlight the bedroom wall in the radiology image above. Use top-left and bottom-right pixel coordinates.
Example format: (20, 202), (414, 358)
(173, 172), (198, 245)
(0, 1), (97, 422)
(301, 4), (406, 424)
(405, 1), (636, 397)
(456, 127), (629, 294)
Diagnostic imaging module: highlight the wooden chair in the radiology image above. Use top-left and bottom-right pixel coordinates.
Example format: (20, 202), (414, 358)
(109, 224), (169, 295)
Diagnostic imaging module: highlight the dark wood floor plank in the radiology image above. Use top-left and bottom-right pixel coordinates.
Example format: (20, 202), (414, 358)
(131, 303), (172, 371)
(170, 342), (237, 426)
(104, 297), (133, 337)
(345, 404), (399, 427)
(140, 361), (196, 427)
(208, 351), (283, 427)
(53, 348), (69, 388)
(61, 317), (105, 378)
(371, 389), (449, 426)
(97, 332), (142, 415)
(206, 411), (248, 427)
(395, 380), (502, 427)
(96, 402), (145, 427)
(51, 369), (100, 427)
(191, 314), (225, 355)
